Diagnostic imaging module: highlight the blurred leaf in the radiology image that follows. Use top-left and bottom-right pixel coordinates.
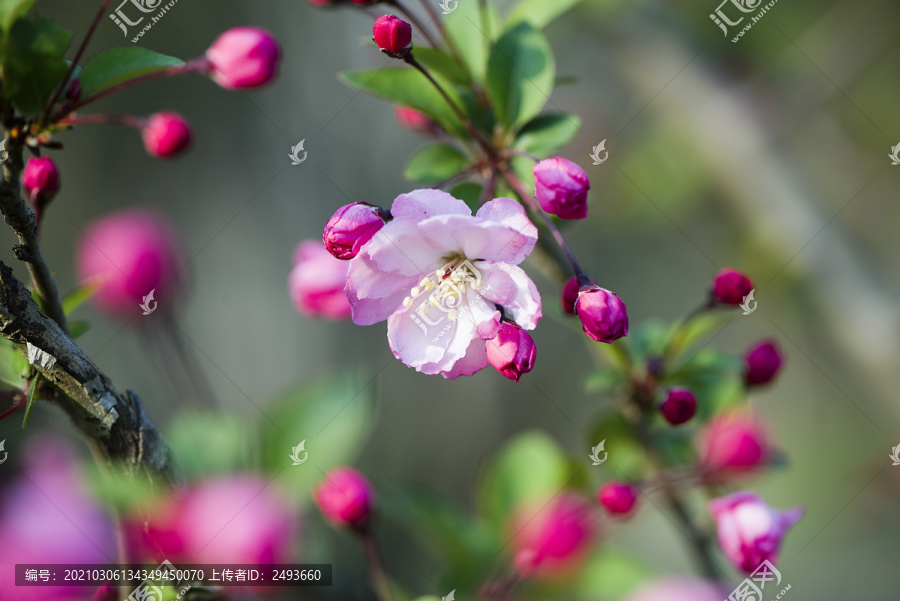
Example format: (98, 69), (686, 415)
(413, 47), (470, 85)
(486, 23), (555, 131)
(573, 548), (652, 600)
(625, 320), (673, 365)
(404, 144), (470, 184)
(476, 430), (573, 532)
(0, 0), (35, 32)
(665, 311), (731, 364)
(450, 182), (482, 212)
(167, 411), (256, 478)
(87, 463), (161, 513)
(584, 367), (626, 393)
(80, 47), (183, 99)
(340, 68), (466, 138)
(2, 17), (72, 115)
(667, 349), (743, 420)
(444, 0), (502, 83)
(506, 0), (582, 30)
(588, 413), (646, 481)
(0, 338), (26, 387)
(262, 376), (374, 504)
(515, 112), (581, 156)
(62, 282), (98, 316)
(20, 373), (38, 429)
(68, 320), (90, 339)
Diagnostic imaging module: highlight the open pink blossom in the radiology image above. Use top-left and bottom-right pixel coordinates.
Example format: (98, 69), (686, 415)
(345, 189), (541, 378)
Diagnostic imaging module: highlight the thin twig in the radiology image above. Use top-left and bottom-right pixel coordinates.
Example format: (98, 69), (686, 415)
(362, 533), (394, 601)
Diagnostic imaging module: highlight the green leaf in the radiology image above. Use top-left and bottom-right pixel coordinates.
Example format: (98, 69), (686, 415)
(3, 17), (73, 115)
(515, 112), (581, 156)
(486, 23), (555, 132)
(404, 144), (470, 184)
(450, 182), (482, 212)
(413, 47), (469, 85)
(20, 373), (39, 429)
(0, 0), (35, 32)
(574, 548), (652, 600)
(0, 338), (26, 387)
(340, 68), (466, 138)
(476, 430), (573, 533)
(167, 411), (256, 479)
(262, 376), (374, 505)
(80, 47), (184, 99)
(86, 463), (162, 514)
(62, 283), (98, 316)
(68, 320), (90, 339)
(506, 0), (583, 30)
(664, 312), (731, 364)
(584, 367), (626, 393)
(666, 349), (743, 420)
(444, 0), (502, 83)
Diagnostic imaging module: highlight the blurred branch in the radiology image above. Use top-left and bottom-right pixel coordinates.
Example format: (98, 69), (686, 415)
(0, 261), (183, 488)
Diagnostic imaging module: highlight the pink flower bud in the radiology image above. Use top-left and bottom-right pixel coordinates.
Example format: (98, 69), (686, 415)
(323, 202), (387, 260)
(533, 157), (590, 220)
(512, 494), (595, 577)
(205, 27), (282, 90)
(373, 15), (413, 57)
(76, 208), (184, 319)
(597, 482), (639, 516)
(575, 286), (628, 343)
(393, 105), (438, 135)
(289, 240), (352, 320)
(744, 339), (784, 387)
(624, 578), (726, 601)
(698, 411), (770, 480)
(486, 321), (537, 382)
(142, 112), (192, 158)
(660, 387), (697, 425)
(22, 156), (60, 208)
(709, 491), (803, 573)
(561, 276), (579, 315)
(711, 267), (753, 305)
(66, 78), (82, 102)
(314, 467), (375, 530)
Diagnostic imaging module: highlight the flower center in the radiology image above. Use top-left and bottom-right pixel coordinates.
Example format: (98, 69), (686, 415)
(401, 255), (483, 322)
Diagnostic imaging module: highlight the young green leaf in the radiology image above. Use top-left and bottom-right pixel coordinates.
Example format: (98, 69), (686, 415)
(0, 0), (37, 33)
(404, 144), (470, 184)
(450, 182), (482, 212)
(413, 47), (470, 85)
(506, 0), (583, 30)
(62, 282), (99, 316)
(486, 23), (555, 132)
(515, 112), (582, 156)
(444, 0), (502, 83)
(3, 17), (73, 115)
(80, 47), (184, 99)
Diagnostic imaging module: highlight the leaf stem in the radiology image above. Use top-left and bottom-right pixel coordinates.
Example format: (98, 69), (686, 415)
(362, 533), (394, 601)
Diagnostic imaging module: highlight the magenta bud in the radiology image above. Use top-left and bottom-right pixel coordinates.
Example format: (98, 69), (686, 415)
(709, 491), (803, 573)
(561, 276), (579, 315)
(597, 482), (639, 516)
(142, 112), (192, 158)
(22, 156), (60, 210)
(698, 411), (770, 480)
(533, 157), (590, 220)
(711, 267), (753, 305)
(660, 387), (697, 425)
(205, 27), (282, 90)
(575, 286), (628, 343)
(66, 78), (82, 102)
(313, 467), (374, 530)
(373, 15), (413, 57)
(486, 321), (536, 382)
(743, 339), (784, 387)
(93, 584), (118, 601)
(323, 202), (387, 260)
(512, 494), (596, 576)
(289, 240), (352, 320)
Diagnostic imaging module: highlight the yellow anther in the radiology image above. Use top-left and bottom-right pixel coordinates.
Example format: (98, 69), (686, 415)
(402, 297), (413, 308)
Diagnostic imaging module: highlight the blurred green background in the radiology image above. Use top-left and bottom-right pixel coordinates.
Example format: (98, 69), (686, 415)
(3, 0), (899, 598)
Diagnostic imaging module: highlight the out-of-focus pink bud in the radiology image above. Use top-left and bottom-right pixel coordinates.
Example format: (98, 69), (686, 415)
(512, 494), (595, 577)
(597, 482), (639, 517)
(575, 286), (628, 343)
(561, 276), (579, 315)
(624, 577), (727, 601)
(289, 240), (352, 320)
(142, 112), (192, 158)
(393, 106), (439, 135)
(66, 78), (82, 102)
(486, 321), (536, 382)
(323, 202), (387, 260)
(205, 27), (282, 90)
(660, 387), (697, 425)
(744, 339), (784, 387)
(711, 267), (753, 305)
(22, 157), (60, 213)
(533, 157), (590, 220)
(92, 585), (117, 601)
(76, 208), (184, 319)
(373, 15), (413, 57)
(313, 467), (375, 530)
(698, 411), (770, 480)
(709, 491), (803, 573)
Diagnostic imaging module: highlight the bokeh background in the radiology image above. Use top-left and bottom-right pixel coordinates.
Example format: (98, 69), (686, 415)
(2, 0), (899, 598)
